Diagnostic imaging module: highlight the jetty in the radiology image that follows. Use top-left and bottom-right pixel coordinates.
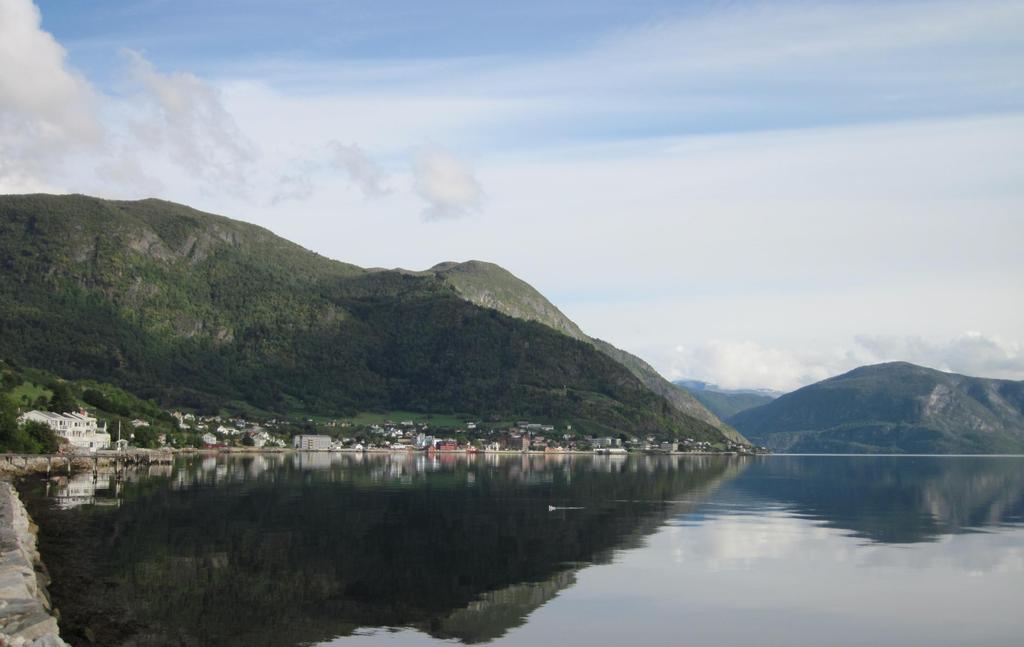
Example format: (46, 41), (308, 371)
(0, 451), (174, 478)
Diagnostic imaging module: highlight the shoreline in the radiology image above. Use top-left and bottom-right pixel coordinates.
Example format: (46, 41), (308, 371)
(0, 482), (67, 646)
(288, 448), (751, 456)
(0, 447), (757, 482)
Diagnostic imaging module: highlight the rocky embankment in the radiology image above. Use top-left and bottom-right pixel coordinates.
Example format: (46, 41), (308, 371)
(0, 483), (66, 646)
(0, 453), (173, 480)
(0, 458), (90, 480)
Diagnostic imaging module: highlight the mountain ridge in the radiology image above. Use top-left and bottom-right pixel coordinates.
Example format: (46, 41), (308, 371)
(0, 193), (736, 444)
(730, 361), (1024, 453)
(411, 259), (746, 443)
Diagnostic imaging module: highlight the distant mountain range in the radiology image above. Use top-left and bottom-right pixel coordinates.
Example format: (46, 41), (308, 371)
(729, 362), (1024, 454)
(0, 193), (740, 444)
(672, 380), (779, 420)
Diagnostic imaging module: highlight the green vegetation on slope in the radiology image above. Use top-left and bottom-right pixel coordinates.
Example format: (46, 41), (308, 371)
(421, 260), (746, 443)
(729, 362), (1024, 453)
(0, 194), (730, 443)
(0, 359), (178, 451)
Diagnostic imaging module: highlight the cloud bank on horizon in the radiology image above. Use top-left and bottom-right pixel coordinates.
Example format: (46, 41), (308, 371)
(2, 0), (1023, 391)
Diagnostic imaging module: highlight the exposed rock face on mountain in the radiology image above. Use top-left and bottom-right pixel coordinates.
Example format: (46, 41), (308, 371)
(421, 260), (746, 443)
(0, 193), (737, 443)
(730, 362), (1024, 453)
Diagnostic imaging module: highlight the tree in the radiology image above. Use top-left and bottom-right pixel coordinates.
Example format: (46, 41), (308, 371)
(0, 371), (17, 390)
(0, 399), (58, 454)
(22, 421), (59, 453)
(0, 397), (23, 450)
(47, 381), (77, 414)
(129, 423), (160, 449)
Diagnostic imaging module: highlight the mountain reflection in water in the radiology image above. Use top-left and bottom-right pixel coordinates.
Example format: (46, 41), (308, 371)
(18, 454), (1024, 647)
(21, 453), (744, 646)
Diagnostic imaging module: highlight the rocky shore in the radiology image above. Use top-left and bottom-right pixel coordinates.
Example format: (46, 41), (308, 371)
(0, 483), (66, 646)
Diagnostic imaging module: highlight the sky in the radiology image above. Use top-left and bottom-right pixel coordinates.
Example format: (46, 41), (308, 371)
(2, 0), (1023, 391)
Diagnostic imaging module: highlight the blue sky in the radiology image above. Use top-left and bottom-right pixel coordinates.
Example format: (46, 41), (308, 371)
(36, 0), (1024, 145)
(3, 0), (1024, 389)
(38, 1), (683, 60)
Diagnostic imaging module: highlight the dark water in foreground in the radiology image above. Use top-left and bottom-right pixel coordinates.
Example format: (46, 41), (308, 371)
(18, 453), (1024, 647)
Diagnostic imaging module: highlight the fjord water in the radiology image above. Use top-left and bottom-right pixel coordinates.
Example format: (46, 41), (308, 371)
(19, 454), (1024, 647)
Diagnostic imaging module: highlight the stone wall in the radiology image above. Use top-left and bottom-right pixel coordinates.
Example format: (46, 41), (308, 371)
(0, 483), (67, 646)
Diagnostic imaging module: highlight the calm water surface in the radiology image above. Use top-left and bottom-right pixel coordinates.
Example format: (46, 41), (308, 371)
(19, 453), (1024, 647)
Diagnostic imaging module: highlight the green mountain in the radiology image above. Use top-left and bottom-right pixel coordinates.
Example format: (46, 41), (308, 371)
(730, 362), (1024, 453)
(0, 193), (736, 443)
(413, 260), (745, 443)
(673, 379), (777, 420)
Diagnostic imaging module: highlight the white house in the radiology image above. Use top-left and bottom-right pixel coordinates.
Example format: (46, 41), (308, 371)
(200, 432), (219, 446)
(18, 410), (111, 452)
(246, 430), (271, 448)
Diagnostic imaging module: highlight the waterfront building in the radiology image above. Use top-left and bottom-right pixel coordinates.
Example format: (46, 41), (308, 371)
(18, 410), (111, 452)
(293, 435), (332, 451)
(414, 433), (435, 449)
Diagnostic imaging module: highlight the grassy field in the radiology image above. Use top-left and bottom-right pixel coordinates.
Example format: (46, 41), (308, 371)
(6, 381), (52, 407)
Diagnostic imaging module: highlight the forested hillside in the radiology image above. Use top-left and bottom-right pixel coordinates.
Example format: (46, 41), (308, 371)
(419, 260), (746, 443)
(0, 194), (733, 442)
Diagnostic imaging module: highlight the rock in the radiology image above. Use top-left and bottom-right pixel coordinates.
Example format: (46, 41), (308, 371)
(1, 611), (58, 642)
(0, 485), (68, 646)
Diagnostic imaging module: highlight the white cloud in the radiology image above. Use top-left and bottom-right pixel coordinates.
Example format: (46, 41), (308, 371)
(327, 142), (391, 197)
(669, 340), (851, 393)
(269, 165), (315, 204)
(668, 333), (1024, 393)
(121, 49), (258, 191)
(269, 141), (390, 205)
(854, 333), (1024, 381)
(412, 147), (483, 220)
(0, 5), (259, 198)
(0, 0), (102, 191)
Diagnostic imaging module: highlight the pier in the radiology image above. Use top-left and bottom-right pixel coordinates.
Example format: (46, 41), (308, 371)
(0, 451), (174, 478)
